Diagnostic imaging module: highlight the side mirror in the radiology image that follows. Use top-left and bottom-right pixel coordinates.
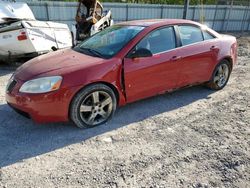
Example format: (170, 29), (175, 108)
(129, 48), (153, 59)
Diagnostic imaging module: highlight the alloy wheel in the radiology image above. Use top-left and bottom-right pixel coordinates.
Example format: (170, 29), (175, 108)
(79, 91), (113, 126)
(214, 64), (229, 88)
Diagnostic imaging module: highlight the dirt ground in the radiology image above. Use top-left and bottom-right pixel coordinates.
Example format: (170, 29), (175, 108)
(0, 34), (249, 188)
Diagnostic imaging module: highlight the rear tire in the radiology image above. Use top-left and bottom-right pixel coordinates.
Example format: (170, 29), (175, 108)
(206, 60), (231, 90)
(70, 84), (117, 128)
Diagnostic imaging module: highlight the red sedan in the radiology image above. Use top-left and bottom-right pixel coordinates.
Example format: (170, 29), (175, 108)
(6, 19), (237, 128)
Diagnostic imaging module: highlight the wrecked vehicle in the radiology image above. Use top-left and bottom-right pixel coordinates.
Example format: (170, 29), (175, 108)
(72, 0), (113, 43)
(5, 20), (237, 128)
(0, 2), (73, 62)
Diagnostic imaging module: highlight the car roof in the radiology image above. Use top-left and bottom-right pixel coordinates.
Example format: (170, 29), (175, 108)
(117, 19), (220, 38)
(117, 19), (201, 27)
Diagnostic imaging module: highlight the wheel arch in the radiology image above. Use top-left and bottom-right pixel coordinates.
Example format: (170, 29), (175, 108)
(209, 56), (233, 81)
(207, 56), (232, 90)
(68, 81), (121, 119)
(209, 56), (233, 82)
(95, 81), (120, 103)
(218, 56), (233, 71)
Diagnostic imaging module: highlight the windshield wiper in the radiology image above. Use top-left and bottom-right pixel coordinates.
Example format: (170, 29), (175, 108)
(80, 47), (104, 58)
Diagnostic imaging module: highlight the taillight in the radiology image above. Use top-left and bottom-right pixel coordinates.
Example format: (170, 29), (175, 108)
(17, 31), (27, 41)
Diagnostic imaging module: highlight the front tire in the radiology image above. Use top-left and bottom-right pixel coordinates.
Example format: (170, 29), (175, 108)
(207, 60), (231, 90)
(70, 84), (117, 128)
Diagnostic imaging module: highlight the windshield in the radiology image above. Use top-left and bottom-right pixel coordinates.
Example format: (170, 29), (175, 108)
(74, 25), (145, 58)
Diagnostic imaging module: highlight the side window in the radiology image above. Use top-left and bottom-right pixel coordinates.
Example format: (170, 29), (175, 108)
(136, 27), (176, 54)
(203, 31), (215, 40)
(179, 25), (204, 46)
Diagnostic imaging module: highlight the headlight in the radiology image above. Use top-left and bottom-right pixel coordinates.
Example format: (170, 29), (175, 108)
(19, 76), (62, 94)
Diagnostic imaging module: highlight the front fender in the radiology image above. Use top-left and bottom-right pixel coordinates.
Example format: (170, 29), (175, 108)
(62, 58), (126, 107)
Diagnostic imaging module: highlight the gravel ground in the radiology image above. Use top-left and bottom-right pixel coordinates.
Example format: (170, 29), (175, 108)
(0, 35), (249, 188)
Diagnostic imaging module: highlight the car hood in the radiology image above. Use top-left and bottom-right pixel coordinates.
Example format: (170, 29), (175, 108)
(14, 49), (103, 81)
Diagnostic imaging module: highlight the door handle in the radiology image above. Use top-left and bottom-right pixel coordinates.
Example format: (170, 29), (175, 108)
(210, 46), (218, 51)
(171, 56), (182, 61)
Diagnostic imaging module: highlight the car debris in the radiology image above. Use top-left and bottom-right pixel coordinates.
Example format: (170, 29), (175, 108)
(0, 1), (73, 63)
(72, 0), (113, 44)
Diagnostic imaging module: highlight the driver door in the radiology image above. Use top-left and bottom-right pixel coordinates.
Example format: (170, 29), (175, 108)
(123, 26), (180, 103)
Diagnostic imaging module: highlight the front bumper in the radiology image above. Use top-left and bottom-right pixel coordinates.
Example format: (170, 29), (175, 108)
(5, 78), (77, 124)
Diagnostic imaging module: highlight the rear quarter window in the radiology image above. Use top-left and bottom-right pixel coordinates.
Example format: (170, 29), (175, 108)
(203, 31), (215, 40)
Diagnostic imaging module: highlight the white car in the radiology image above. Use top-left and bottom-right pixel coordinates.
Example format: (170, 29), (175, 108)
(0, 2), (73, 62)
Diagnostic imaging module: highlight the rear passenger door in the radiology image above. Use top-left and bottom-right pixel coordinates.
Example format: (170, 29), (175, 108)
(175, 25), (219, 87)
